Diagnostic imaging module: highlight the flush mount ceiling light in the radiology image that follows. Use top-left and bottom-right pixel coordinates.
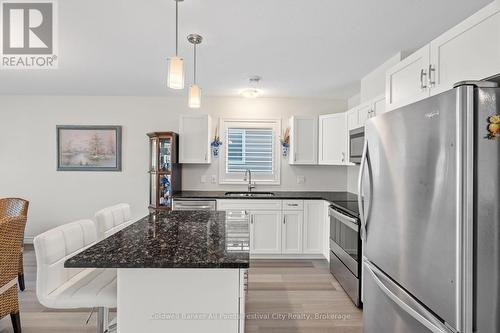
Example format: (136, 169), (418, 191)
(241, 76), (262, 98)
(187, 33), (203, 108)
(167, 0), (184, 89)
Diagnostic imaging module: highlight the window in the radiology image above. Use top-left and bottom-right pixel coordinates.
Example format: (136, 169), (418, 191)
(220, 119), (280, 185)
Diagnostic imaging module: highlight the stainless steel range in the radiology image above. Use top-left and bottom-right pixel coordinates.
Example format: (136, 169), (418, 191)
(329, 204), (362, 308)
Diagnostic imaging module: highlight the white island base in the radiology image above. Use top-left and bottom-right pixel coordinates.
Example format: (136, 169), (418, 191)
(117, 268), (247, 333)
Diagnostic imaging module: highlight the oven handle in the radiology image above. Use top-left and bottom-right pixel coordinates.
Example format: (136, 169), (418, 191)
(328, 208), (359, 231)
(358, 140), (369, 241)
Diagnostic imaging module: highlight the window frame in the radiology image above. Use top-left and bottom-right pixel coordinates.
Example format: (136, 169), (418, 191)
(219, 118), (281, 185)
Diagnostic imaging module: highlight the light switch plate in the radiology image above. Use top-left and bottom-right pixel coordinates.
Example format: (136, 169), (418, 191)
(201, 175), (207, 183)
(297, 176), (305, 184)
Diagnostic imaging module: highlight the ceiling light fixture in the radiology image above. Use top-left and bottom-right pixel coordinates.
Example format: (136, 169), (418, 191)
(187, 34), (203, 108)
(167, 0), (184, 89)
(241, 76), (262, 98)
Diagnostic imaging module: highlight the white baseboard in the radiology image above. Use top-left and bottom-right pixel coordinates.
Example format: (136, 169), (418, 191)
(24, 237), (34, 245)
(250, 253), (326, 260)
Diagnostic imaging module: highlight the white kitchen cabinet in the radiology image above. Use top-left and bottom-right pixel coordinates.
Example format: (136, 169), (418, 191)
(318, 113), (348, 165)
(386, 3), (500, 111)
(250, 211), (282, 254)
(386, 45), (431, 111)
(303, 200), (325, 254)
(357, 103), (372, 128)
(347, 108), (358, 130)
(429, 3), (500, 95)
(289, 116), (318, 165)
(282, 210), (303, 254)
(372, 95), (386, 116)
(179, 114), (212, 164)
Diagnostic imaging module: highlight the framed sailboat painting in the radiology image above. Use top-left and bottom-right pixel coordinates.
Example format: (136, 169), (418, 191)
(56, 125), (122, 171)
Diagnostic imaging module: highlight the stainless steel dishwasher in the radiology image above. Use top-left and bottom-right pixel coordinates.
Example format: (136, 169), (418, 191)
(172, 199), (217, 211)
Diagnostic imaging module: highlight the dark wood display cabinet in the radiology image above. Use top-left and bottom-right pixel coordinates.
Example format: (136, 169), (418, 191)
(147, 132), (181, 212)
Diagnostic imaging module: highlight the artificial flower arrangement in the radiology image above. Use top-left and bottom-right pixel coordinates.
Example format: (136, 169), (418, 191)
(280, 128), (290, 157)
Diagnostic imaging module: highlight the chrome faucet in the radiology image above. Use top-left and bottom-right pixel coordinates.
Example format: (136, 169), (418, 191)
(244, 169), (255, 192)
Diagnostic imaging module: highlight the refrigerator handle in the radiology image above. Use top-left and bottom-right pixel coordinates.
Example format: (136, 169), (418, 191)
(358, 140), (368, 241)
(365, 260), (453, 333)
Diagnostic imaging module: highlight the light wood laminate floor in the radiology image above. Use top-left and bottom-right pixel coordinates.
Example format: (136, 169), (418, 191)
(0, 246), (362, 333)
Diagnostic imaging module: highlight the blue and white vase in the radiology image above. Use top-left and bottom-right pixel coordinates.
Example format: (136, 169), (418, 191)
(281, 142), (289, 157)
(211, 140), (223, 158)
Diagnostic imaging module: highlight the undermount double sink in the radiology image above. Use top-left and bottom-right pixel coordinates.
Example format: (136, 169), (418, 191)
(224, 191), (275, 198)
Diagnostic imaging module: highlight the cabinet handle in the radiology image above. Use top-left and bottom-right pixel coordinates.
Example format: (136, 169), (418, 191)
(287, 203), (299, 207)
(250, 215), (254, 224)
(428, 64), (435, 87)
(205, 152), (207, 161)
(342, 152), (345, 162)
(283, 216), (286, 224)
(420, 69), (428, 89)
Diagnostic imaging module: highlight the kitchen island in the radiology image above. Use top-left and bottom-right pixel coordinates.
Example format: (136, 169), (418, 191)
(65, 210), (250, 333)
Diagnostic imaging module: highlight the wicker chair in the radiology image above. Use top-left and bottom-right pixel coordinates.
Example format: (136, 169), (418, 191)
(0, 198), (29, 292)
(0, 215), (27, 333)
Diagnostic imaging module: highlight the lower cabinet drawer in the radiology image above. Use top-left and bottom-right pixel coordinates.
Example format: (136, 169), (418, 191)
(282, 200), (304, 210)
(217, 199), (282, 211)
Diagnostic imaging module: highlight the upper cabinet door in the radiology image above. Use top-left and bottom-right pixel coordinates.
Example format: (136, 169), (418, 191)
(179, 114), (212, 164)
(318, 113), (348, 165)
(429, 3), (500, 95)
(372, 95), (386, 117)
(357, 103), (372, 128)
(289, 116), (318, 165)
(347, 108), (359, 130)
(386, 45), (431, 111)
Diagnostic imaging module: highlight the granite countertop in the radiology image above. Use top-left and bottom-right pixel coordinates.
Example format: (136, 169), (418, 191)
(173, 191), (360, 216)
(65, 211), (250, 269)
(173, 190), (358, 202)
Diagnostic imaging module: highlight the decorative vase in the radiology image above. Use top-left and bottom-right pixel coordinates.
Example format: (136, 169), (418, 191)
(211, 140), (222, 158)
(281, 143), (289, 157)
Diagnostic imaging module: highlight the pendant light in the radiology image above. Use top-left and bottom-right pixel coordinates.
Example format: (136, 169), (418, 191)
(241, 76), (262, 98)
(187, 34), (203, 108)
(167, 0), (184, 89)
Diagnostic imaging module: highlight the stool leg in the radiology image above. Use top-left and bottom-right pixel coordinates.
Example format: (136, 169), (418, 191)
(97, 307), (109, 333)
(18, 274), (25, 292)
(10, 312), (22, 333)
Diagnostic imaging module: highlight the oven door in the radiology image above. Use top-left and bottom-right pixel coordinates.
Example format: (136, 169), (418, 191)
(349, 127), (364, 164)
(329, 207), (360, 277)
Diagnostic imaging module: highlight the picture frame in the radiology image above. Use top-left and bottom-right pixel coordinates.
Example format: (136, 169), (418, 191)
(56, 125), (122, 171)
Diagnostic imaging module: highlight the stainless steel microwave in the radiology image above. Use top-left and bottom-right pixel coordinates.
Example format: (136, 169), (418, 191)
(349, 127), (364, 164)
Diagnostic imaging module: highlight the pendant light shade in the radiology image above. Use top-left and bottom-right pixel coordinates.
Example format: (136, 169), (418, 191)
(167, 0), (184, 89)
(167, 56), (184, 89)
(188, 84), (201, 108)
(187, 33), (203, 108)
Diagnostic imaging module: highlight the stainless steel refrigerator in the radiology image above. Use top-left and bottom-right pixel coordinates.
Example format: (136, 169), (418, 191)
(359, 81), (500, 333)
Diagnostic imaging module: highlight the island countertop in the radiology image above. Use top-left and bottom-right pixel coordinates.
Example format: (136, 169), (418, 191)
(65, 211), (250, 269)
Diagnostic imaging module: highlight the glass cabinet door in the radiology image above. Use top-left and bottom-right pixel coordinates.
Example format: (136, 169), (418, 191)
(158, 174), (171, 208)
(159, 138), (171, 172)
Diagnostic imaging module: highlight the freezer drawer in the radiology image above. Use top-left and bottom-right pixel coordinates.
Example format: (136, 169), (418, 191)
(363, 260), (453, 333)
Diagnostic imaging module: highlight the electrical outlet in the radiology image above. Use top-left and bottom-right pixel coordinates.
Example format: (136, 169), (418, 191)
(211, 175), (217, 184)
(297, 176), (305, 184)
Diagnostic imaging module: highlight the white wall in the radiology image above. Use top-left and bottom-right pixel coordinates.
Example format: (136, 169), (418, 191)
(0, 95), (347, 239)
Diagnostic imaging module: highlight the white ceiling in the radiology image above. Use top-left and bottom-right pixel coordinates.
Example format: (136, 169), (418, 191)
(0, 0), (493, 98)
